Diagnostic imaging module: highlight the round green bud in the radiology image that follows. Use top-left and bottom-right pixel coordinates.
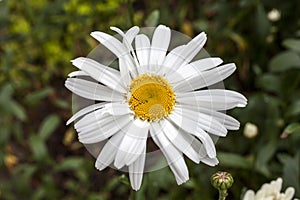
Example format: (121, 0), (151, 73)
(211, 171), (234, 190)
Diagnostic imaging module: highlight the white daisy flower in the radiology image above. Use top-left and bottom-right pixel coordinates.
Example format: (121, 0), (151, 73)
(243, 178), (297, 200)
(65, 25), (247, 191)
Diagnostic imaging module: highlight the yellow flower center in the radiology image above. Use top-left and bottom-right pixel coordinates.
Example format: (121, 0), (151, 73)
(128, 74), (176, 121)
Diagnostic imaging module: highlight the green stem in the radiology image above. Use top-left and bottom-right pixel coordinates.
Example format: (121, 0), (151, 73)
(130, 189), (136, 200)
(218, 189), (228, 200)
(227, 0), (259, 30)
(127, 0), (134, 26)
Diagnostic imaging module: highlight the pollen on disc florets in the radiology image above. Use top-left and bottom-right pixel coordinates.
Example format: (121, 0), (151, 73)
(128, 74), (176, 121)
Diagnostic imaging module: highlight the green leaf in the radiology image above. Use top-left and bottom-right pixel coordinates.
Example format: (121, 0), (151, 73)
(256, 141), (277, 165)
(256, 74), (281, 93)
(7, 101), (27, 121)
(283, 123), (300, 135)
(29, 135), (48, 160)
(286, 100), (300, 117)
(39, 114), (60, 140)
(145, 10), (160, 27)
(119, 174), (130, 186)
(13, 164), (37, 181)
(0, 84), (26, 120)
(255, 4), (270, 40)
(54, 99), (70, 109)
(87, 193), (107, 200)
(269, 51), (300, 72)
(0, 84), (13, 100)
(104, 176), (120, 191)
(12, 164), (38, 193)
(255, 141), (277, 177)
(54, 157), (84, 171)
(278, 153), (300, 196)
(282, 39), (300, 53)
(146, 164), (175, 199)
(217, 152), (253, 169)
(25, 87), (54, 105)
(0, 126), (10, 146)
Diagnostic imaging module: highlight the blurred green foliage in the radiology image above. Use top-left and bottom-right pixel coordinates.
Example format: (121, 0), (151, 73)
(0, 0), (300, 199)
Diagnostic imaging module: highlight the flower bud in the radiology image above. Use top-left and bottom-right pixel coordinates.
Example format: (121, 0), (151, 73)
(211, 171), (234, 191)
(243, 122), (258, 138)
(267, 9), (281, 22)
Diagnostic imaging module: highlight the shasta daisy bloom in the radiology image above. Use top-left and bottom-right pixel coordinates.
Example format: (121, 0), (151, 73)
(243, 178), (297, 200)
(65, 25), (247, 190)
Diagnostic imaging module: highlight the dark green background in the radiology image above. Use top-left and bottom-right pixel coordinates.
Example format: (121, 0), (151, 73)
(0, 0), (300, 199)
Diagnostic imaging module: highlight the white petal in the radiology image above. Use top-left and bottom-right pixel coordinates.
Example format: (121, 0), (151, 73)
(124, 28), (140, 78)
(185, 126), (216, 159)
(108, 27), (131, 85)
(166, 57), (223, 83)
(243, 190), (255, 200)
(174, 63), (237, 92)
(179, 32), (207, 63)
(198, 108), (240, 130)
(135, 34), (151, 73)
(72, 57), (120, 76)
(149, 25), (171, 71)
(110, 26), (124, 35)
(91, 31), (129, 58)
(66, 102), (106, 125)
(74, 109), (109, 131)
(68, 70), (88, 77)
(110, 26), (140, 79)
(168, 107), (217, 158)
(123, 26), (141, 79)
(100, 102), (132, 116)
(150, 123), (189, 185)
(95, 131), (124, 170)
(160, 45), (185, 75)
(181, 105), (240, 130)
(118, 57), (132, 86)
(90, 31), (137, 78)
(129, 147), (146, 191)
(77, 114), (132, 144)
(171, 104), (228, 136)
(114, 119), (149, 169)
(284, 187), (295, 200)
(74, 102), (131, 130)
(110, 26), (139, 48)
(187, 57), (223, 71)
(125, 26), (140, 45)
(71, 57), (125, 93)
(65, 78), (124, 102)
(272, 177), (283, 191)
(159, 120), (201, 163)
(162, 32), (207, 75)
(191, 136), (208, 159)
(168, 155), (189, 185)
(201, 156), (219, 166)
(176, 89), (247, 110)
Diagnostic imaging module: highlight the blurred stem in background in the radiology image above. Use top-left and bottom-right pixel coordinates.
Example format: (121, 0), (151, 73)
(127, 0), (134, 26)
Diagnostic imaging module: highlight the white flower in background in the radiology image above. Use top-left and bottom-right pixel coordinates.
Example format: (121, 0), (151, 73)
(243, 122), (258, 138)
(243, 178), (298, 200)
(65, 25), (247, 190)
(268, 8), (281, 22)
